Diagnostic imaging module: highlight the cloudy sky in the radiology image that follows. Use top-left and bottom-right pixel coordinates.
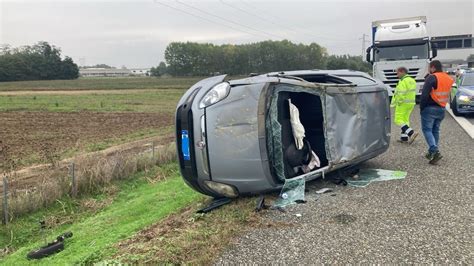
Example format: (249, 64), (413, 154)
(1, 0), (472, 68)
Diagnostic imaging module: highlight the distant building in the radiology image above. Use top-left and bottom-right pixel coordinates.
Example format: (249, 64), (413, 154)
(79, 68), (131, 77)
(130, 68), (150, 76)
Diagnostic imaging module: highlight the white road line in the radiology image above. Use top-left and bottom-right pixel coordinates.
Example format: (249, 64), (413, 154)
(446, 104), (474, 139)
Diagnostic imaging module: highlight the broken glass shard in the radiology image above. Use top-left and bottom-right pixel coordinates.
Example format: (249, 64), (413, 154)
(273, 176), (305, 208)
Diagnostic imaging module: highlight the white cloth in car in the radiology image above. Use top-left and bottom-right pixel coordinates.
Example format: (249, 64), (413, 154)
(302, 150), (321, 173)
(288, 99), (306, 150)
(293, 150), (321, 174)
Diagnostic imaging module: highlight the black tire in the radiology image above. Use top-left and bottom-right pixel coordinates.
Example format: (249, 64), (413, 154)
(452, 98), (461, 116)
(27, 241), (64, 260)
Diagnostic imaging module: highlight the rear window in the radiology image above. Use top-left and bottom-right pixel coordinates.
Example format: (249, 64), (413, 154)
(336, 75), (376, 86)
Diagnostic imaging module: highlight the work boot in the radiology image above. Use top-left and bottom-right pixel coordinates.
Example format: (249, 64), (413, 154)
(425, 152), (434, 161)
(429, 151), (443, 165)
(408, 132), (419, 145)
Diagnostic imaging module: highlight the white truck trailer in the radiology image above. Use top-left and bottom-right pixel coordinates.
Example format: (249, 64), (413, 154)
(366, 16), (438, 97)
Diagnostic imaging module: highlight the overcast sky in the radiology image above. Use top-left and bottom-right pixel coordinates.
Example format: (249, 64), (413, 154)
(1, 0), (473, 68)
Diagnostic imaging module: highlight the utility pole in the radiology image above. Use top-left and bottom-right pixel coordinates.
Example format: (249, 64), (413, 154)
(359, 34), (370, 58)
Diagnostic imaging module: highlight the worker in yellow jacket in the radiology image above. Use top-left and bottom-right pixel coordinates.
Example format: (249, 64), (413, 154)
(391, 67), (419, 143)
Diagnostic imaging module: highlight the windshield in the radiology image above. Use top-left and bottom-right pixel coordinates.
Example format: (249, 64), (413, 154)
(374, 43), (428, 61)
(461, 74), (474, 87)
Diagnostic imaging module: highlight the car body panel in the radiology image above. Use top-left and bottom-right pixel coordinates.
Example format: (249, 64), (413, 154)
(205, 83), (276, 194)
(324, 85), (390, 165)
(175, 74), (227, 195)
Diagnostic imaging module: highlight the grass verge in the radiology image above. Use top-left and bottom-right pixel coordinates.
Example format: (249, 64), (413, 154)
(1, 163), (205, 265)
(107, 197), (263, 264)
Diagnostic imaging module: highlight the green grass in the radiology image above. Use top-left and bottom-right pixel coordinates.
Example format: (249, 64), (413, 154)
(108, 197), (259, 264)
(0, 164), (205, 265)
(0, 89), (184, 113)
(0, 77), (202, 91)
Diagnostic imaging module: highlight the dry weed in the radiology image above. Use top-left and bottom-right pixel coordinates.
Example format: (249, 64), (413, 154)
(3, 142), (176, 219)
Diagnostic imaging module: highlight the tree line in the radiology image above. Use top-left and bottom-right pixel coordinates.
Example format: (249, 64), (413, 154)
(0, 40), (371, 81)
(151, 40), (371, 76)
(0, 42), (79, 82)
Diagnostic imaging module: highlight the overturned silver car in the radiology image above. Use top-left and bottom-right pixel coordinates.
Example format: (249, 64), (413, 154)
(176, 70), (391, 198)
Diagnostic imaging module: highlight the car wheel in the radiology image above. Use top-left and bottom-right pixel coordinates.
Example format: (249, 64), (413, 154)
(452, 98), (460, 116)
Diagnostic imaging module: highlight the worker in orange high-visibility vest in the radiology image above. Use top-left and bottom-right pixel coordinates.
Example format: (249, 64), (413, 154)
(420, 60), (453, 165)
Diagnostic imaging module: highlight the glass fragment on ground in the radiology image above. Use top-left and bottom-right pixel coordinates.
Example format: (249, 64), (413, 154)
(346, 169), (407, 187)
(273, 176), (305, 208)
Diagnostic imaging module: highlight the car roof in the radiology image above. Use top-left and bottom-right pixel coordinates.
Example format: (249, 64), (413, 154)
(266, 69), (377, 83)
(228, 69), (373, 85)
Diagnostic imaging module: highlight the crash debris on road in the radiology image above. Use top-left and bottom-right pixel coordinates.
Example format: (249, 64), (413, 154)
(344, 169), (407, 188)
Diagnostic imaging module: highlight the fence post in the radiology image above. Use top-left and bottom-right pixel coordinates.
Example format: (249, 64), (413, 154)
(70, 162), (76, 197)
(2, 176), (8, 225)
(152, 141), (155, 160)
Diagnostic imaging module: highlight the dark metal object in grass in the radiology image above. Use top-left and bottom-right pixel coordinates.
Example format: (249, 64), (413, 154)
(196, 198), (232, 214)
(255, 196), (269, 212)
(27, 232), (73, 260)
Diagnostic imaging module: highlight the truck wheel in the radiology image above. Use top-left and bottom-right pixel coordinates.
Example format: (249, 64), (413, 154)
(27, 241), (64, 260)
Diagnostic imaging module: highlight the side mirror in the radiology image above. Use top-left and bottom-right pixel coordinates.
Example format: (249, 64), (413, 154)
(431, 42), (438, 59)
(366, 46), (373, 64)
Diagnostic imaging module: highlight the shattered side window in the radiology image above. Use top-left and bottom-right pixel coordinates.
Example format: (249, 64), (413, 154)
(273, 176), (305, 207)
(266, 87), (285, 182)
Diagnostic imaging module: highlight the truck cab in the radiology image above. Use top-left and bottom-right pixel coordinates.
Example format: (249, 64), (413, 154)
(366, 16), (437, 97)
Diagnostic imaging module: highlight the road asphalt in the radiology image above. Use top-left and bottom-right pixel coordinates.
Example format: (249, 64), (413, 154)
(466, 114), (474, 125)
(216, 106), (473, 264)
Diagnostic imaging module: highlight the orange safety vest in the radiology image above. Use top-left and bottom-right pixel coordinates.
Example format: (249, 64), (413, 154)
(430, 72), (453, 108)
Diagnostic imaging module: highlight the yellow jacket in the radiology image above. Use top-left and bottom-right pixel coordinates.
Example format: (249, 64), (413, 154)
(391, 74), (417, 107)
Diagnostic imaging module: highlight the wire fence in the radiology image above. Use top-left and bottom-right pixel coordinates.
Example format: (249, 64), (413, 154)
(1, 141), (176, 225)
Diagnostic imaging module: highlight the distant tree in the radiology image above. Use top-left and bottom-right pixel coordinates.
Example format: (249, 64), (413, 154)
(151, 61), (168, 77)
(326, 55), (371, 73)
(60, 57), (79, 79)
(0, 41), (79, 81)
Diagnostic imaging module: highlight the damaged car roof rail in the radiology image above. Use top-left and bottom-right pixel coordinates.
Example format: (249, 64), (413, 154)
(266, 73), (307, 82)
